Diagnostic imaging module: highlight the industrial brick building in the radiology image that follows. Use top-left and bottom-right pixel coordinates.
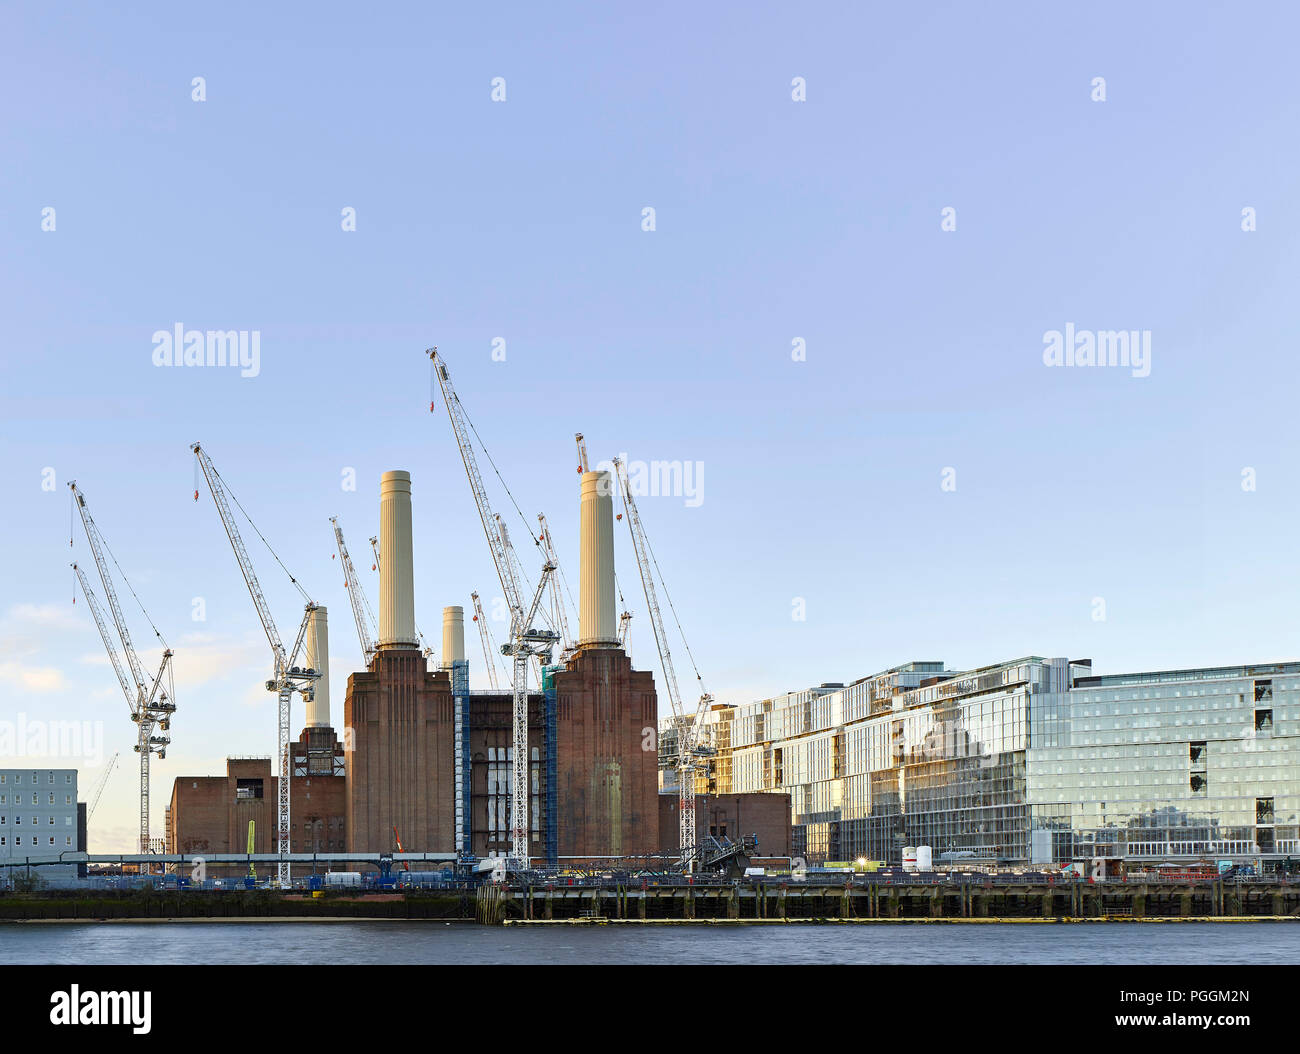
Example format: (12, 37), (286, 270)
(344, 466), (660, 863)
(167, 732), (346, 876)
(171, 464), (664, 869)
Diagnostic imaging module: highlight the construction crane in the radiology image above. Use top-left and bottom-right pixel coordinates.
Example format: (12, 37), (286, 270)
(86, 752), (120, 822)
(537, 512), (578, 664)
(575, 432), (589, 475)
(69, 482), (175, 860)
(618, 609), (633, 647)
(367, 535), (433, 660)
(428, 347), (557, 866)
(192, 442), (318, 887)
(612, 457), (713, 871)
(330, 516), (377, 666)
(471, 591), (503, 690)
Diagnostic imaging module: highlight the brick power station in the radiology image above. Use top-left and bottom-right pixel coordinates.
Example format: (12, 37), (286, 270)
(169, 465), (665, 867)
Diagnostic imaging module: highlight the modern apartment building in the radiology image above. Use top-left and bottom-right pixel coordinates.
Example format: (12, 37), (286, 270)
(677, 657), (1300, 868)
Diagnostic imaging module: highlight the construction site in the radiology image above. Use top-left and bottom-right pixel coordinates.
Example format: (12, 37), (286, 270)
(20, 349), (1300, 912)
(36, 347), (782, 894)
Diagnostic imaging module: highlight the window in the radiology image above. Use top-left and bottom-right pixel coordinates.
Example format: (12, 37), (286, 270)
(235, 779), (263, 801)
(65, 774), (72, 784)
(1255, 709), (1273, 733)
(1257, 797), (1275, 824)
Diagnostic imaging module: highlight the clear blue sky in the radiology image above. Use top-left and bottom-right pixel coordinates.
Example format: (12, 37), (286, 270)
(3, 1), (1299, 850)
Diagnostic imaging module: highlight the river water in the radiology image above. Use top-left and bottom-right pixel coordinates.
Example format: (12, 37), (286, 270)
(2, 920), (1296, 964)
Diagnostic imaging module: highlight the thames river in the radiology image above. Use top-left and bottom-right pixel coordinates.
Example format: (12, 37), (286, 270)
(2, 921), (1297, 964)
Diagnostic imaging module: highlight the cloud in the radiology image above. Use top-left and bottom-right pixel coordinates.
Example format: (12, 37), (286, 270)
(4, 602), (82, 631)
(0, 661), (65, 693)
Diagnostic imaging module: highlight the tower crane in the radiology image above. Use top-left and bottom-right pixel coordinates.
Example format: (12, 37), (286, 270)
(86, 752), (120, 823)
(428, 347), (557, 866)
(69, 482), (175, 860)
(575, 432), (589, 475)
(192, 443), (318, 887)
(612, 457), (713, 871)
(471, 591), (503, 690)
(537, 512), (576, 664)
(330, 516), (377, 666)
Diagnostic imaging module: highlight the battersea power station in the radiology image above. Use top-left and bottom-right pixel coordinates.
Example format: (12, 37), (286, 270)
(343, 467), (660, 861)
(166, 464), (677, 871)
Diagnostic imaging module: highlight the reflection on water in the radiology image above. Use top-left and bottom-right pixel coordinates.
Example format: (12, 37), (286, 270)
(2, 921), (1295, 965)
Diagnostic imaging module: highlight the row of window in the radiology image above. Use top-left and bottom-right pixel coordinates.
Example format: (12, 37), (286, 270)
(0, 816), (74, 826)
(0, 835), (73, 847)
(0, 773), (74, 785)
(0, 794), (74, 806)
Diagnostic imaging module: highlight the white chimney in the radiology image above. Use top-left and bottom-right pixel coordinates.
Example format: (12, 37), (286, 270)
(441, 605), (465, 667)
(579, 469), (618, 646)
(378, 470), (418, 648)
(304, 605), (330, 728)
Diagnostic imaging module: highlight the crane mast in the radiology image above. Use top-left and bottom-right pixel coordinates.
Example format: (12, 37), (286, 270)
(471, 591), (502, 690)
(192, 443), (317, 887)
(69, 483), (174, 861)
(612, 458), (712, 870)
(331, 516), (377, 666)
(428, 347), (556, 866)
(505, 564), (558, 863)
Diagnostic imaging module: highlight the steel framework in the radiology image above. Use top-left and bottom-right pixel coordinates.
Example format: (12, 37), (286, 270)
(331, 516), (377, 666)
(429, 347), (555, 866)
(612, 458), (712, 870)
(69, 483), (175, 860)
(192, 443), (318, 886)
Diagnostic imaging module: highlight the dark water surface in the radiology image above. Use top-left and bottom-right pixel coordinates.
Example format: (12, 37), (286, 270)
(2, 920), (1297, 964)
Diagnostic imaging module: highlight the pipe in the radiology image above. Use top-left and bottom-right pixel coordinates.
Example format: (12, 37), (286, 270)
(378, 470), (418, 648)
(441, 606), (465, 668)
(579, 469), (618, 646)
(304, 605), (330, 727)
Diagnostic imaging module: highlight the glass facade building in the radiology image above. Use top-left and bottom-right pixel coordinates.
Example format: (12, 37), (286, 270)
(674, 657), (1300, 866)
